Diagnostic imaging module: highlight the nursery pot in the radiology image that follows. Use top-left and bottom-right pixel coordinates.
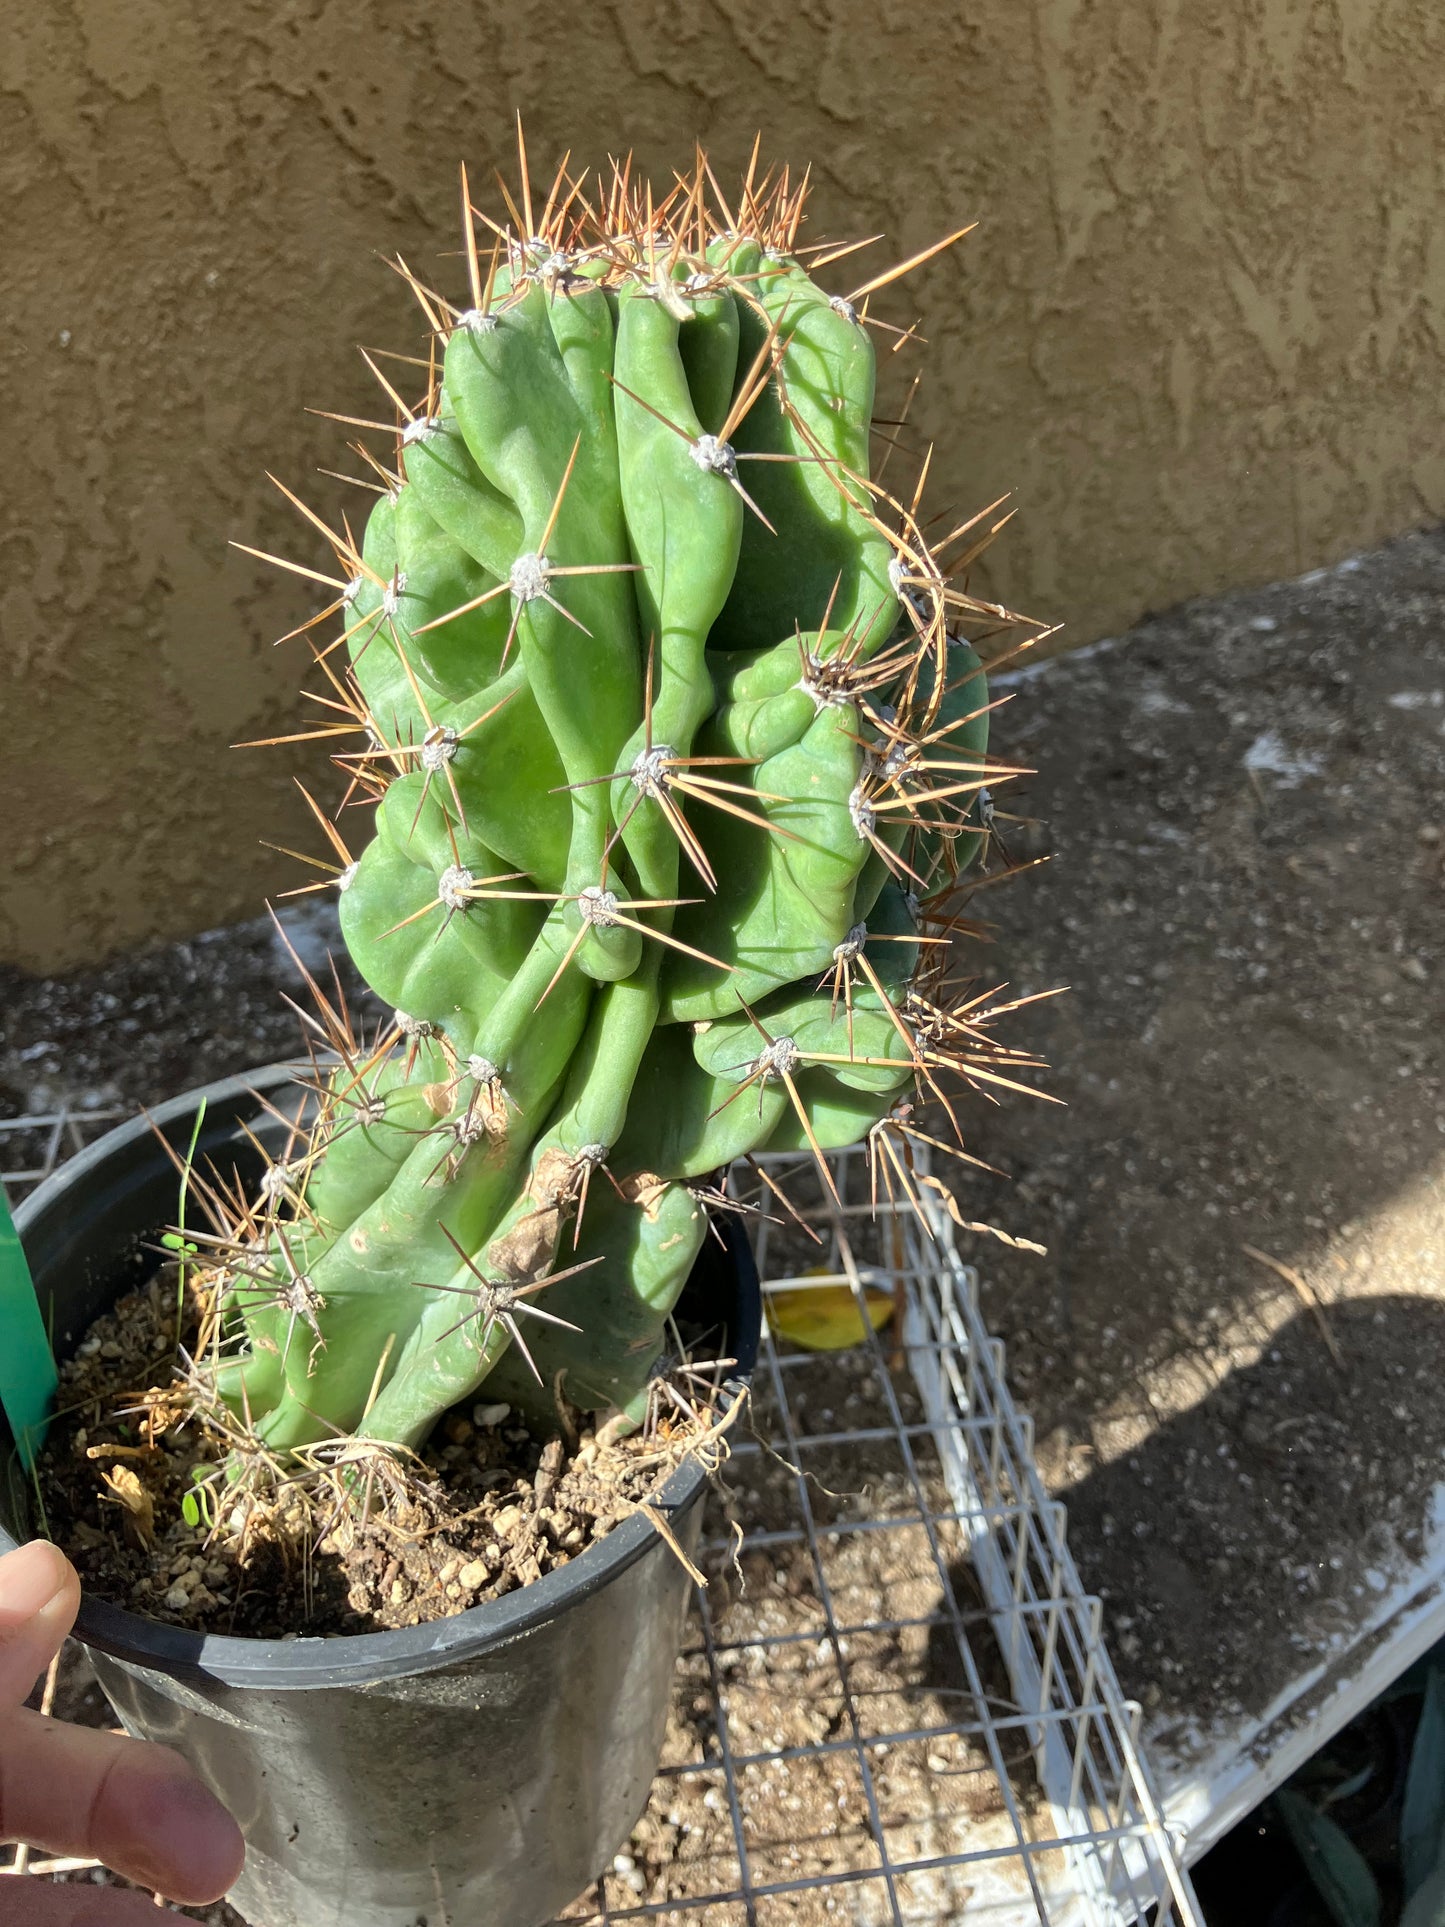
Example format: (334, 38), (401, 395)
(0, 1066), (761, 1927)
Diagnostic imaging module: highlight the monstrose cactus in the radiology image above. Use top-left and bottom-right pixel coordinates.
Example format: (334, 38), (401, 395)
(212, 145), (1040, 1468)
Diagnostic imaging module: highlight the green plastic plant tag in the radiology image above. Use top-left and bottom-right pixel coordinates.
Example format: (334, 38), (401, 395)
(0, 1186), (57, 1472)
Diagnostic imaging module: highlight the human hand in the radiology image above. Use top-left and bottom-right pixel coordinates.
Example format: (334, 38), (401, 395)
(0, 1540), (245, 1923)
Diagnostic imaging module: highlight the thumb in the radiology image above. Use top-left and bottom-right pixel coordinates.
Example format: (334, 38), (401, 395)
(0, 1542), (80, 1708)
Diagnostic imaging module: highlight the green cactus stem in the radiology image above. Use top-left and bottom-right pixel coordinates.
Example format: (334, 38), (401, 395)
(212, 142), (1045, 1471)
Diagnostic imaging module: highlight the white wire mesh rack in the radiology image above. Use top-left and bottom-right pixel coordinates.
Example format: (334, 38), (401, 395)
(556, 1149), (1200, 1927)
(0, 1104), (128, 1204)
(1, 1111), (1200, 1926)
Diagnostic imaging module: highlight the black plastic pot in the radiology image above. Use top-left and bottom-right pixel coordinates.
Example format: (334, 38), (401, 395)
(0, 1067), (761, 1927)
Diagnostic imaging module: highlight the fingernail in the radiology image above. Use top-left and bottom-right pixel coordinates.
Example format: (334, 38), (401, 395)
(0, 1539), (72, 1617)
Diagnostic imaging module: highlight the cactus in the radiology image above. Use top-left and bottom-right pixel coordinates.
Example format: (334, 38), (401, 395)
(214, 142), (1041, 1467)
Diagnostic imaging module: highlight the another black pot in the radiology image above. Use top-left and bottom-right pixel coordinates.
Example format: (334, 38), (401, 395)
(0, 1067), (761, 1927)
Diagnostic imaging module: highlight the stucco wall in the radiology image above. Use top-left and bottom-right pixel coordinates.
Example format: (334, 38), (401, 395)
(2, 0), (1442, 972)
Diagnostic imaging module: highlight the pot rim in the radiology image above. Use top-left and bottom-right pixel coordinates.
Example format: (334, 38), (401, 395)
(5, 1065), (759, 1691)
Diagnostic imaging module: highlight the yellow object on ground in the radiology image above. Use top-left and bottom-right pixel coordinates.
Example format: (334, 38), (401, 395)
(766, 1279), (895, 1353)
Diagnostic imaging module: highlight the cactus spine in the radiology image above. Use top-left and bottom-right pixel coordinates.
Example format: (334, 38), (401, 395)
(218, 144), (1037, 1465)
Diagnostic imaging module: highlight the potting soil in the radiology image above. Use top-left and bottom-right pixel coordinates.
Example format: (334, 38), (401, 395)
(37, 1263), (733, 1636)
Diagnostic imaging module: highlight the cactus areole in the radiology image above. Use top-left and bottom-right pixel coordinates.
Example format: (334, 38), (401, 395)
(216, 145), (1037, 1488)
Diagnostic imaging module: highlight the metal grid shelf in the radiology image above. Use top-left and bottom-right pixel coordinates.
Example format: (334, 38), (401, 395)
(1, 1111), (1199, 1926)
(560, 1147), (1199, 1926)
(0, 1104), (129, 1203)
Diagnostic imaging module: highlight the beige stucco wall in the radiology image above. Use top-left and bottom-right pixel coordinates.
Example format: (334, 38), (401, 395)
(2, 0), (1442, 972)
